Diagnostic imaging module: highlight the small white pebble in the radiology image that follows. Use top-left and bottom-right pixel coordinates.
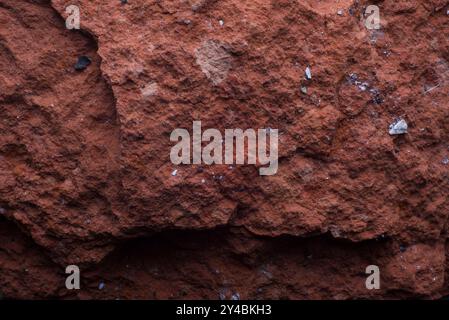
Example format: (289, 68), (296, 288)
(201, 179), (206, 183)
(218, 19), (224, 26)
(337, 9), (344, 16)
(99, 282), (105, 290)
(389, 119), (408, 135)
(305, 66), (312, 80)
(171, 169), (178, 176)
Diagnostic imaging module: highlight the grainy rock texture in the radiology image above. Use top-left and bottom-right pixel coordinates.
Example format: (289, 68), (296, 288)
(0, 0), (448, 299)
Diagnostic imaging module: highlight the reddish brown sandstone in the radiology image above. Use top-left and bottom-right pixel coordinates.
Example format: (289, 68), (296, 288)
(0, 0), (448, 299)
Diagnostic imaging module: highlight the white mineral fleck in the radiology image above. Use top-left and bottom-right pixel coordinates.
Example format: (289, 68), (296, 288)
(305, 66), (312, 80)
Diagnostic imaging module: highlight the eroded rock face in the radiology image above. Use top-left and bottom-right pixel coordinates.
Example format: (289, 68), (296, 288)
(0, 0), (448, 299)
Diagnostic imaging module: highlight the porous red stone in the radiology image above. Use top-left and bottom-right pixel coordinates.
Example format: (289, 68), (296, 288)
(0, 0), (448, 299)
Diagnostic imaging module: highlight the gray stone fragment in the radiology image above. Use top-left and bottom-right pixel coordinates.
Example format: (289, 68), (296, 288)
(389, 119), (408, 135)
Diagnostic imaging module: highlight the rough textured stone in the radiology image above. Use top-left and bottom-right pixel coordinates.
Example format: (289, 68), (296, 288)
(0, 0), (448, 299)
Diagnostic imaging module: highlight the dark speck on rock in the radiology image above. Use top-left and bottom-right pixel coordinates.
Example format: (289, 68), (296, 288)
(372, 93), (383, 104)
(74, 56), (91, 71)
(400, 245), (407, 253)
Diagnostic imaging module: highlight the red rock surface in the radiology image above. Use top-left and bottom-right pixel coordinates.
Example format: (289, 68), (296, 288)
(0, 0), (448, 299)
